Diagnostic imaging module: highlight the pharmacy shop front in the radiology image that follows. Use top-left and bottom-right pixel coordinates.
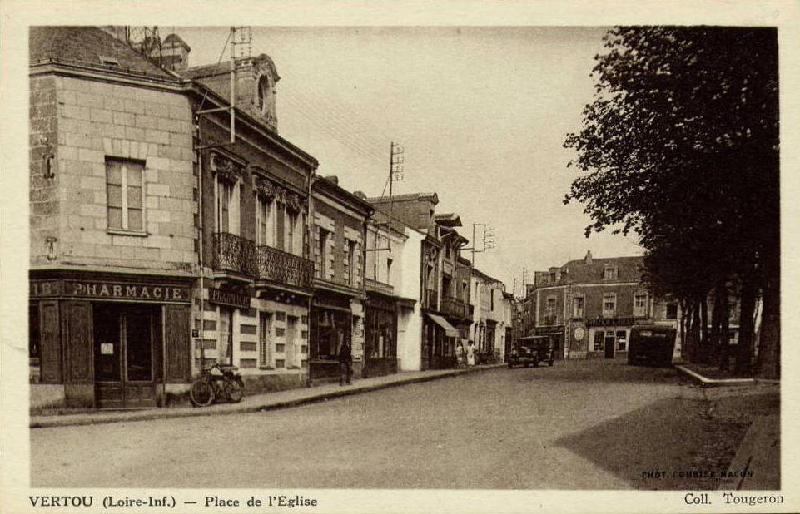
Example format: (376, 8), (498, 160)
(29, 271), (193, 409)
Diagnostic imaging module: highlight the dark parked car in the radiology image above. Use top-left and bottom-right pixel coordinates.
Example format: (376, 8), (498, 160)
(508, 336), (554, 368)
(628, 324), (677, 367)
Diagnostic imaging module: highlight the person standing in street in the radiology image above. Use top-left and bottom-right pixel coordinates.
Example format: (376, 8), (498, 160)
(338, 334), (353, 386)
(466, 340), (476, 367)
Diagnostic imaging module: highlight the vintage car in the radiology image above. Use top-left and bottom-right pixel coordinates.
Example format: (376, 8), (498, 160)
(508, 336), (554, 368)
(627, 324), (677, 367)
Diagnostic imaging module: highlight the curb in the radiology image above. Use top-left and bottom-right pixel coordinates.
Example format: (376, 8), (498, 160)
(30, 364), (504, 429)
(674, 365), (755, 387)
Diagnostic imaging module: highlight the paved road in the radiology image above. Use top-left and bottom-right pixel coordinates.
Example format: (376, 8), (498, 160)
(31, 360), (768, 489)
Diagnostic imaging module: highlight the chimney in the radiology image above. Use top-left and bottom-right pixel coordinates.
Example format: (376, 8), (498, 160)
(585, 250), (593, 264)
(323, 175), (339, 186)
(161, 33), (191, 72)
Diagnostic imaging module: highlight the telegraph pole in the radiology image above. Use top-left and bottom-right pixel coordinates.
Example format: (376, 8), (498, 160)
(388, 141), (405, 216)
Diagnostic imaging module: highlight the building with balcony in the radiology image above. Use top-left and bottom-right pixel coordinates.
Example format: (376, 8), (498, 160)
(309, 176), (373, 381)
(179, 41), (318, 391)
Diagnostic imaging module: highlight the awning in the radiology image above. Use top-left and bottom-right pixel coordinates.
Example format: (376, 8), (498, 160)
(427, 313), (459, 338)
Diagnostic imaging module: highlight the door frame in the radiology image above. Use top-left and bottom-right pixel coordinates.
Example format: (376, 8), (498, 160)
(94, 304), (158, 408)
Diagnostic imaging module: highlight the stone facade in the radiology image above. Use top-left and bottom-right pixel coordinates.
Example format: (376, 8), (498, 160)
(32, 75), (195, 272)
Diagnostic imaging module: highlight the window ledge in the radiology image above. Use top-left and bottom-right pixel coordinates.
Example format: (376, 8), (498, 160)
(107, 228), (149, 237)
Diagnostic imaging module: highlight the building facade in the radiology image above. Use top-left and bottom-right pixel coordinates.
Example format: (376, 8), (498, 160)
(183, 50), (318, 393)
(526, 252), (679, 359)
(29, 27), (197, 408)
(309, 176), (372, 381)
(470, 269), (510, 363)
(367, 194), (470, 370)
(363, 208), (420, 376)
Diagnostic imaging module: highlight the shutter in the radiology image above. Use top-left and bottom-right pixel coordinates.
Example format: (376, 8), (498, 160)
(39, 300), (62, 383)
(63, 301), (93, 383)
(164, 304), (191, 382)
(276, 205), (285, 251)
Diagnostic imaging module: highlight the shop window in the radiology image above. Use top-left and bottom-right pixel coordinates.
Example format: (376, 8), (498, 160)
(106, 159), (144, 232)
(634, 293), (648, 317)
(666, 303), (678, 320)
(572, 296), (585, 318)
(616, 330), (627, 351)
(603, 293), (617, 318)
(593, 332), (604, 352)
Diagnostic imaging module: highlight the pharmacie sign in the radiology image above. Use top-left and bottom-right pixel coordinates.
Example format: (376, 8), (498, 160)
(30, 279), (190, 303)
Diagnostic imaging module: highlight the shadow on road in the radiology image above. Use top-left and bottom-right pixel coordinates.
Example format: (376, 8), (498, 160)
(553, 393), (772, 490)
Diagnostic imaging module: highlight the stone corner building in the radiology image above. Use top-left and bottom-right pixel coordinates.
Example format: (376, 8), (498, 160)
(28, 26), (321, 409)
(29, 27), (196, 408)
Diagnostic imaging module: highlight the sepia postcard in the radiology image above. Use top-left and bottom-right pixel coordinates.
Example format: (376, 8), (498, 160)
(2, 1), (799, 513)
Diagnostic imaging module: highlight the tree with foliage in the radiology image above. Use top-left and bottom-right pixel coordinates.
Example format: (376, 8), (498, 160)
(564, 27), (779, 377)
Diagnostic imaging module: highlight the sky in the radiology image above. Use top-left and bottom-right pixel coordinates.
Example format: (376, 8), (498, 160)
(170, 26), (643, 296)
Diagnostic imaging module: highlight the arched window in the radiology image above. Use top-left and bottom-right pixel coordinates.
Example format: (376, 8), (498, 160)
(257, 75), (270, 114)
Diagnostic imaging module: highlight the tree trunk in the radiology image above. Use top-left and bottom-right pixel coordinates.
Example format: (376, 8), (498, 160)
(710, 283), (723, 369)
(719, 284), (731, 371)
(679, 300), (687, 361)
(699, 296), (710, 364)
(756, 252), (780, 379)
(736, 275), (757, 375)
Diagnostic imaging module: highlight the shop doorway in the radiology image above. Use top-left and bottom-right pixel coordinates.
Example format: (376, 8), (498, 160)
(604, 331), (615, 358)
(93, 303), (159, 408)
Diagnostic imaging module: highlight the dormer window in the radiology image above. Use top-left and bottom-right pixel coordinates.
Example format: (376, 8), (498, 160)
(603, 266), (618, 280)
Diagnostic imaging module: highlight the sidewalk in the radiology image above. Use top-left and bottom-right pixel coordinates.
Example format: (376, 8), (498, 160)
(719, 414), (780, 490)
(30, 363), (505, 429)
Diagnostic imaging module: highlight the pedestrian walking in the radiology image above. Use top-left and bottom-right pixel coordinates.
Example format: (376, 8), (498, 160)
(338, 335), (353, 386)
(456, 342), (466, 368)
(466, 340), (476, 367)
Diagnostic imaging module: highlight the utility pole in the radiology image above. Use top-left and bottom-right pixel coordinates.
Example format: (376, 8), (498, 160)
(388, 141), (405, 217)
(463, 223), (495, 351)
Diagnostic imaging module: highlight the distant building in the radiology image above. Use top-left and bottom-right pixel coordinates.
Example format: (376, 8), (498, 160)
(526, 251), (680, 359)
(368, 194), (471, 370)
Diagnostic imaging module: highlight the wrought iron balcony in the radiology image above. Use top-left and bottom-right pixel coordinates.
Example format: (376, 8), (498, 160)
(257, 244), (314, 289)
(213, 232), (258, 277)
(441, 295), (469, 319)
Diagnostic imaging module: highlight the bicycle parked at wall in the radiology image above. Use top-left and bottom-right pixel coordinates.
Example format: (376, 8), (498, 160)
(189, 363), (245, 407)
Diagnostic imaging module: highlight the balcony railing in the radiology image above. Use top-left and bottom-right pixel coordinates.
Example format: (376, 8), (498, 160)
(257, 244), (314, 289)
(213, 232), (257, 276)
(441, 296), (469, 319)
